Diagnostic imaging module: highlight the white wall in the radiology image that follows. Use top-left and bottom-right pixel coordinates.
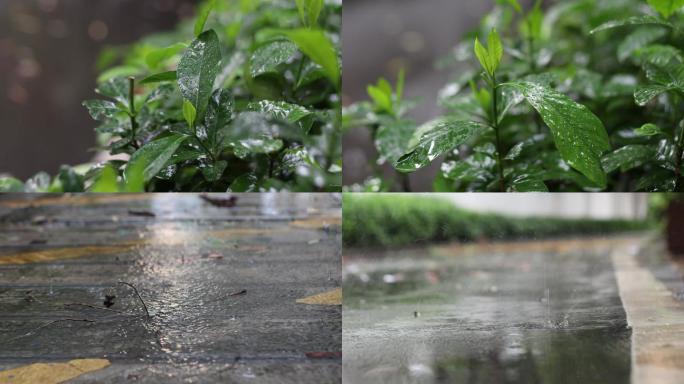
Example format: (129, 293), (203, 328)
(436, 193), (649, 220)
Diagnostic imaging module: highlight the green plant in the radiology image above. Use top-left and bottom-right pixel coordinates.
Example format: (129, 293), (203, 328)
(1, 0), (341, 192)
(344, 0), (684, 192)
(343, 194), (652, 248)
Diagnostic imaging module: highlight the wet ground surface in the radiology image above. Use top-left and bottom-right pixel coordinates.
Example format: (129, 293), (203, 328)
(0, 194), (342, 383)
(343, 237), (649, 384)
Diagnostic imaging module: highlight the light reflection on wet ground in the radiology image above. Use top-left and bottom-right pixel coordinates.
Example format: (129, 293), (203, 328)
(0, 194), (341, 383)
(343, 237), (640, 384)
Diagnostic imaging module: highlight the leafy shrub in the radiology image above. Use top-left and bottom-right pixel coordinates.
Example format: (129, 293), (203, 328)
(1, 0), (341, 192)
(344, 0), (684, 192)
(343, 194), (652, 248)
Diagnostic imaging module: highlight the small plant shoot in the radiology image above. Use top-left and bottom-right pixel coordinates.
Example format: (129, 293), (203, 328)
(344, 0), (684, 192)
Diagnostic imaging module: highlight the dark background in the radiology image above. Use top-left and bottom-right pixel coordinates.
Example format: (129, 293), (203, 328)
(0, 0), (200, 179)
(342, 0), (530, 191)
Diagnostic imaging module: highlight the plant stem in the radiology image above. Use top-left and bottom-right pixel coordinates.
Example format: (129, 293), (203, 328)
(128, 77), (139, 150)
(491, 74), (505, 192)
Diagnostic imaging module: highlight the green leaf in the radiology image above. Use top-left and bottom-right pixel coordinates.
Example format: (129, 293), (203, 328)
(0, 177), (24, 192)
(501, 0), (522, 13)
(375, 119), (417, 164)
(635, 44), (684, 66)
(228, 174), (259, 192)
(647, 0), (684, 19)
(246, 100), (313, 132)
(204, 89), (234, 147)
(178, 29), (221, 120)
(510, 174), (549, 192)
(617, 27), (667, 62)
(281, 28), (340, 87)
(296, 0), (324, 27)
(367, 84), (393, 113)
(395, 119), (488, 172)
(126, 134), (188, 182)
(140, 71), (178, 85)
(488, 29), (503, 75)
(250, 40), (298, 77)
(601, 145), (655, 173)
(474, 37), (493, 76)
(56, 166), (85, 193)
(507, 81), (611, 188)
(634, 84), (672, 105)
(635, 123), (663, 136)
(90, 165), (119, 193)
(194, 0), (217, 37)
(123, 159), (145, 192)
(233, 138), (284, 159)
(590, 16), (674, 34)
(83, 100), (120, 121)
(183, 100), (197, 128)
(201, 160), (227, 182)
(96, 77), (130, 107)
(145, 43), (187, 69)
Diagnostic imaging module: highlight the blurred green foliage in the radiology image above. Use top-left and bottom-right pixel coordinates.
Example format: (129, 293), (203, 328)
(343, 194), (652, 248)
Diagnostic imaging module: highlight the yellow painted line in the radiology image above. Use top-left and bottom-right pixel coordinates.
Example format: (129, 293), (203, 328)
(0, 358), (110, 384)
(0, 246), (132, 265)
(290, 217), (341, 230)
(0, 195), (153, 209)
(296, 288), (342, 305)
(0, 227), (283, 265)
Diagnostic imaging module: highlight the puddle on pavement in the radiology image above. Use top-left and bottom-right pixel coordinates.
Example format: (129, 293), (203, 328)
(343, 240), (633, 384)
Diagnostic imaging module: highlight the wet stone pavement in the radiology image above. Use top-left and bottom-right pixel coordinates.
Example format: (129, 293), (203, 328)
(343, 237), (648, 384)
(0, 194), (342, 383)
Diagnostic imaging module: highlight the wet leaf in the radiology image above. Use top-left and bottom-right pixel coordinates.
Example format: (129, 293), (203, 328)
(601, 145), (655, 173)
(249, 40), (298, 78)
(510, 174), (549, 192)
(201, 160), (227, 182)
(126, 134), (188, 182)
(140, 71), (177, 85)
(375, 119), (417, 164)
(90, 165), (119, 193)
(617, 27), (667, 62)
(83, 100), (120, 121)
(246, 100), (313, 132)
(634, 84), (672, 105)
(635, 123), (664, 136)
(228, 174), (259, 192)
(590, 16), (674, 34)
(233, 138), (284, 159)
(146, 43), (187, 69)
(0, 177), (24, 192)
(395, 119), (488, 172)
(507, 81), (611, 188)
(56, 166), (85, 193)
(204, 89), (234, 148)
(281, 28), (340, 87)
(96, 77), (130, 107)
(178, 29), (221, 119)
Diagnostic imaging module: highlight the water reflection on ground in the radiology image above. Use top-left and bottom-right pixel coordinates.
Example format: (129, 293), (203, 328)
(343, 238), (637, 384)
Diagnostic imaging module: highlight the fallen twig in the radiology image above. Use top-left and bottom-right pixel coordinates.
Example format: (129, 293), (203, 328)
(228, 290), (247, 297)
(63, 302), (127, 315)
(200, 194), (238, 208)
(128, 210), (156, 218)
(118, 281), (151, 320)
(4, 318), (95, 343)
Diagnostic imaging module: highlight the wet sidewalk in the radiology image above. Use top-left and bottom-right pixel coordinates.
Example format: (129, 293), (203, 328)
(0, 194), (342, 383)
(343, 236), (684, 384)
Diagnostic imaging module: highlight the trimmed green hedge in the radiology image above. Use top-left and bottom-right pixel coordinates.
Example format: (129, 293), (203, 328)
(343, 194), (652, 248)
